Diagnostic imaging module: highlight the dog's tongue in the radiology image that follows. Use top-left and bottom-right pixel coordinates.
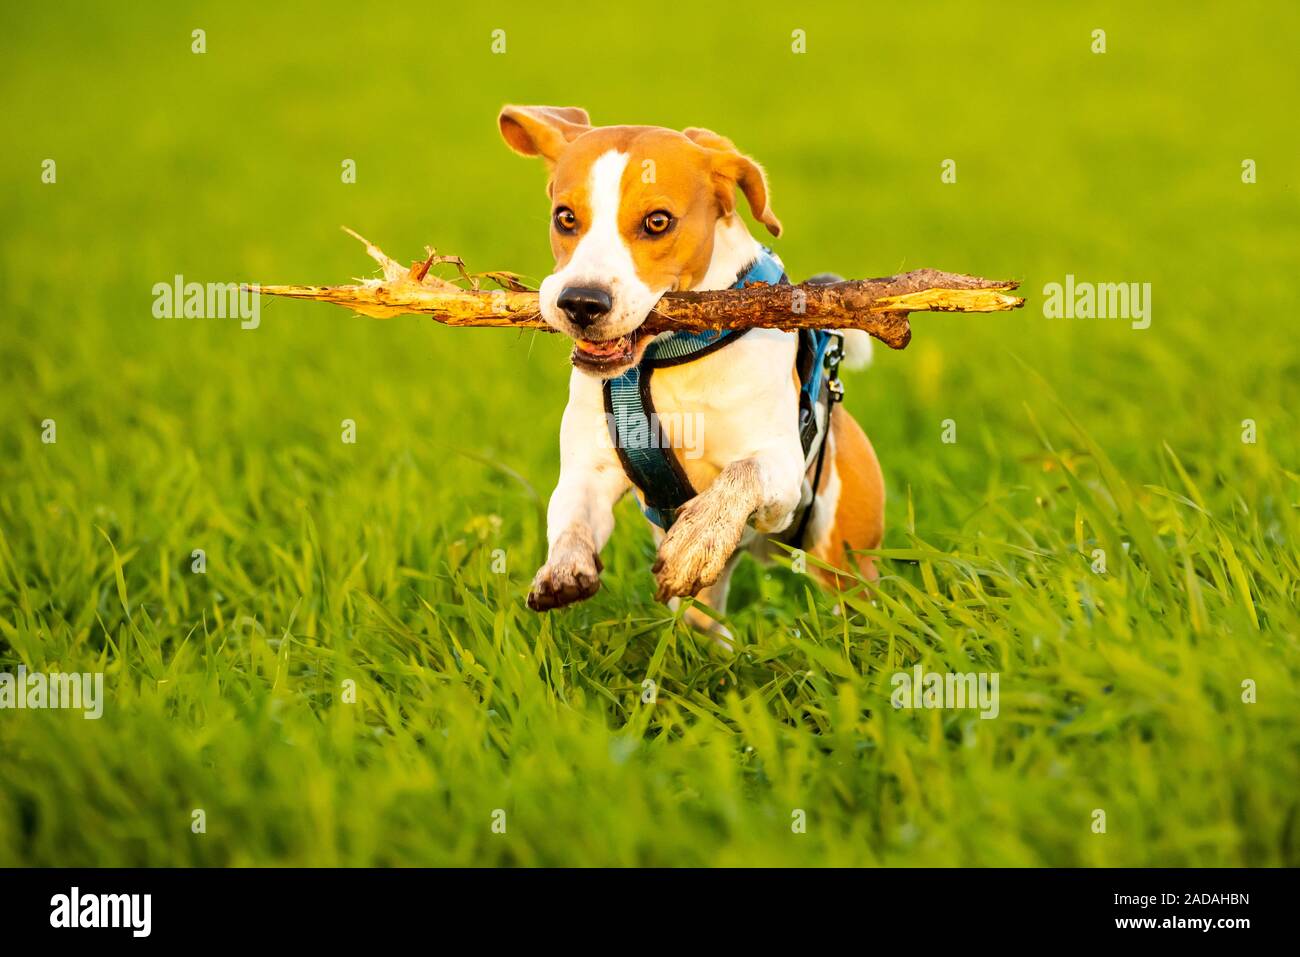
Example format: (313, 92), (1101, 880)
(575, 336), (628, 357)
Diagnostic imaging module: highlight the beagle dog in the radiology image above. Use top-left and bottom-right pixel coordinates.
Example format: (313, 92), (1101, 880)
(500, 105), (884, 640)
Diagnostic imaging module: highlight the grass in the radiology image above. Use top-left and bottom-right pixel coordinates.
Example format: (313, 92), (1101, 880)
(1, 0), (1298, 866)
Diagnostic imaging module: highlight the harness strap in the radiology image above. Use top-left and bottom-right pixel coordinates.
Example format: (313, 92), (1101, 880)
(790, 334), (845, 547)
(796, 328), (840, 455)
(603, 363), (696, 530)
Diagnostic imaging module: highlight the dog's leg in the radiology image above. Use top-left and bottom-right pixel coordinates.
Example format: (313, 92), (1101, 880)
(528, 374), (630, 611)
(805, 406), (884, 588)
(653, 449), (802, 602)
(676, 551), (742, 650)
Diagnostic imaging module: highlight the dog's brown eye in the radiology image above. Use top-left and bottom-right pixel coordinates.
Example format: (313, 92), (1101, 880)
(643, 210), (673, 235)
(554, 207), (578, 233)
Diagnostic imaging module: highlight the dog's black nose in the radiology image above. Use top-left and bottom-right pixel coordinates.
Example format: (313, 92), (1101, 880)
(557, 286), (612, 329)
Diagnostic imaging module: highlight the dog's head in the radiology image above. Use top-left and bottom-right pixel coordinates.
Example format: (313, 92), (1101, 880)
(498, 105), (780, 377)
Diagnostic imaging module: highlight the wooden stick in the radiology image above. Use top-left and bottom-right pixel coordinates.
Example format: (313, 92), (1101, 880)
(249, 229), (1025, 350)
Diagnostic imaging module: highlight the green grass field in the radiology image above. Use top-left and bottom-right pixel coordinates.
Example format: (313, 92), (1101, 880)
(2, 1), (1297, 866)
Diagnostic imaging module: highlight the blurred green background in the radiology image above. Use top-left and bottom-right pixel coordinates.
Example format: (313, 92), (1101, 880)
(0, 1), (1297, 866)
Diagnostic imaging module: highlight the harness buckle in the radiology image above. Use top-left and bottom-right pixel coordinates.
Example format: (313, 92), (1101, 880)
(824, 334), (845, 405)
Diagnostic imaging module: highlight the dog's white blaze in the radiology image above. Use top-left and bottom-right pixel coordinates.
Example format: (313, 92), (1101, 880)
(538, 150), (659, 338)
(577, 150), (632, 275)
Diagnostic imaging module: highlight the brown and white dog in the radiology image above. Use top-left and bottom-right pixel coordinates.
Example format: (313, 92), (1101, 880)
(500, 105), (884, 640)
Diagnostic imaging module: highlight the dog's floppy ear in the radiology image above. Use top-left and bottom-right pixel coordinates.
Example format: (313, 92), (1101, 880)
(683, 127), (782, 237)
(499, 105), (592, 163)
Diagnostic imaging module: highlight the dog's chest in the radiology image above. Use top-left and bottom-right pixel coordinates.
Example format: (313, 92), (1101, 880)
(647, 329), (800, 491)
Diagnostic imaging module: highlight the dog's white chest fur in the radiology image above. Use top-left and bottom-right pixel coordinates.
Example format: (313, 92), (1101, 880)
(646, 329), (801, 493)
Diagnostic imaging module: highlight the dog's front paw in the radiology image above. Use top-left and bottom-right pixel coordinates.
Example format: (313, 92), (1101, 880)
(652, 498), (745, 602)
(527, 546), (603, 611)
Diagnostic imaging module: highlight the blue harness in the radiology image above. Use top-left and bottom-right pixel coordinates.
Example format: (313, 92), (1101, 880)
(603, 247), (844, 535)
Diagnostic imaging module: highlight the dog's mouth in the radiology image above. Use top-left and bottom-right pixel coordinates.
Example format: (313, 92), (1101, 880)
(570, 330), (642, 375)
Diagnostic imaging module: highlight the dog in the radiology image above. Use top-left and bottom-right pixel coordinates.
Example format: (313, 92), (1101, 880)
(499, 105), (884, 641)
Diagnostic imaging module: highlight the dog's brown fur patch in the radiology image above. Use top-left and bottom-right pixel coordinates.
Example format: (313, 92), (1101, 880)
(809, 405), (885, 587)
